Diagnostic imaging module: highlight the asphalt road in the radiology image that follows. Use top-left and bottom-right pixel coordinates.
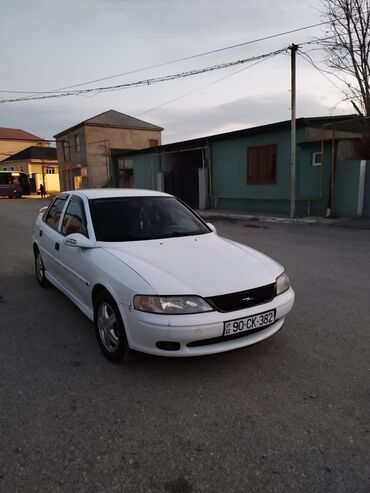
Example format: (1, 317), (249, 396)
(0, 198), (369, 493)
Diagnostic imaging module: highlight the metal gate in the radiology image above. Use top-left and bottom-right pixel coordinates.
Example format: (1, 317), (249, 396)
(164, 162), (199, 208)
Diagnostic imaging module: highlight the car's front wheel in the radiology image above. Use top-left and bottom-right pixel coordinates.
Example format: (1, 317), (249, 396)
(94, 291), (130, 363)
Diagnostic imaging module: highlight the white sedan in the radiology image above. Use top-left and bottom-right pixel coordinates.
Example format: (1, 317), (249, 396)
(33, 189), (294, 363)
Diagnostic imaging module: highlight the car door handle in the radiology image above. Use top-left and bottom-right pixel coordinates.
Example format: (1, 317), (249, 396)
(55, 242), (60, 251)
(39, 229), (43, 237)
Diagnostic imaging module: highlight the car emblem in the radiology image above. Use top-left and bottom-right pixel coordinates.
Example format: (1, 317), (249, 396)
(242, 296), (254, 302)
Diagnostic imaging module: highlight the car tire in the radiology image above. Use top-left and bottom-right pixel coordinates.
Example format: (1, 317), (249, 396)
(94, 291), (131, 364)
(34, 248), (51, 288)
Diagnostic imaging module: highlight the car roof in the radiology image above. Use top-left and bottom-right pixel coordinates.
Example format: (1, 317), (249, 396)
(62, 188), (172, 199)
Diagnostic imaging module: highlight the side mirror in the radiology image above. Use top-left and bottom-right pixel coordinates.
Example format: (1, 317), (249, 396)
(39, 206), (48, 215)
(64, 233), (95, 249)
(207, 222), (217, 234)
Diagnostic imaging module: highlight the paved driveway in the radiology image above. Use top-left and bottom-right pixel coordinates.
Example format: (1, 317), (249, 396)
(0, 198), (369, 492)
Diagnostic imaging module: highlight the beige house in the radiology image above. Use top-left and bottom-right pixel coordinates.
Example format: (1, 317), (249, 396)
(0, 127), (46, 161)
(54, 110), (163, 190)
(1, 146), (60, 194)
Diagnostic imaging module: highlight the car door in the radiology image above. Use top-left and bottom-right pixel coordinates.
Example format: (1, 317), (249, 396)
(57, 194), (94, 308)
(37, 195), (68, 283)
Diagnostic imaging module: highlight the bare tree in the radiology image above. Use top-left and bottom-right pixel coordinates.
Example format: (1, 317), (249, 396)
(321, 0), (370, 117)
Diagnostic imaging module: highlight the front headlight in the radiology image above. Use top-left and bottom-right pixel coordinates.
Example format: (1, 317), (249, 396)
(133, 295), (213, 314)
(276, 272), (290, 295)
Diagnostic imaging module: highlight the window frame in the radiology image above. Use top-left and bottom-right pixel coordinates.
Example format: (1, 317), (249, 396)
(311, 151), (322, 166)
(247, 144), (277, 185)
(43, 195), (69, 232)
(74, 134), (81, 153)
(63, 141), (71, 162)
(60, 194), (89, 238)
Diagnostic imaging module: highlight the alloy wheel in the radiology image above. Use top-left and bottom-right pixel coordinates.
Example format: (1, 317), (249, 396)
(97, 302), (119, 352)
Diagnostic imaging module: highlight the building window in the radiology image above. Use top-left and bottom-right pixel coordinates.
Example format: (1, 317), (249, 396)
(117, 158), (134, 188)
(117, 158), (133, 170)
(74, 134), (81, 152)
(63, 141), (71, 162)
(312, 151), (322, 166)
(46, 168), (55, 174)
(247, 144), (277, 184)
(149, 139), (158, 147)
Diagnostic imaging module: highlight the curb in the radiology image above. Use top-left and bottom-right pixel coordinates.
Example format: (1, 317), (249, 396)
(197, 210), (321, 225)
(197, 210), (370, 229)
(23, 195), (52, 200)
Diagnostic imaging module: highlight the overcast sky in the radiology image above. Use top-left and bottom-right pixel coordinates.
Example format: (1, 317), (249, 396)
(0, 0), (353, 144)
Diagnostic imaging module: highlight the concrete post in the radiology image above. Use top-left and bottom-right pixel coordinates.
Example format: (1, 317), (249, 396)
(198, 167), (208, 209)
(157, 172), (165, 192)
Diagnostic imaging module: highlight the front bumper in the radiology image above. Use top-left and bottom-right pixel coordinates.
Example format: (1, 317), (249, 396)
(121, 287), (295, 357)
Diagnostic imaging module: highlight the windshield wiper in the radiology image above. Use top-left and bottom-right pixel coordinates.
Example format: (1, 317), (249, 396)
(160, 231), (205, 238)
(101, 231), (207, 242)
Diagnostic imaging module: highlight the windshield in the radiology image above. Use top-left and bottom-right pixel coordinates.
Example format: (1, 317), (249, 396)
(90, 196), (210, 242)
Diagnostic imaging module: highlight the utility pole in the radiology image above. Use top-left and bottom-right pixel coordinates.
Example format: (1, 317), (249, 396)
(40, 139), (46, 196)
(290, 44), (298, 218)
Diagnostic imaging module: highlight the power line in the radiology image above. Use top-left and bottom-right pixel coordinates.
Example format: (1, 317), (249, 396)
(297, 49), (344, 92)
(0, 21), (328, 96)
(53, 21), (327, 90)
(136, 54), (277, 117)
(0, 89), (59, 95)
(0, 48), (288, 104)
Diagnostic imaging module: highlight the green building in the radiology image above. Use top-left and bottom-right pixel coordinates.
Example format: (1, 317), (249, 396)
(111, 116), (370, 218)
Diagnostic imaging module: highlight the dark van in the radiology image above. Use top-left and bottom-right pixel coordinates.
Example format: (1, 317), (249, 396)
(0, 171), (29, 198)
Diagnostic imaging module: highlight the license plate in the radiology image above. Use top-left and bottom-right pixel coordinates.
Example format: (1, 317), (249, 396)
(223, 309), (276, 336)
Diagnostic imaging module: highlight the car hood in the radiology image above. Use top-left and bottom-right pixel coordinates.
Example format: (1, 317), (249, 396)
(101, 233), (283, 297)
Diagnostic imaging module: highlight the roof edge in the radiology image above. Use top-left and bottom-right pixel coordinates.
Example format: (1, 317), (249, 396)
(54, 121), (163, 138)
(115, 115), (357, 158)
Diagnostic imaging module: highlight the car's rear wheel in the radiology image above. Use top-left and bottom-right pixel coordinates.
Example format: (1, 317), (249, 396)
(34, 248), (50, 288)
(94, 291), (130, 363)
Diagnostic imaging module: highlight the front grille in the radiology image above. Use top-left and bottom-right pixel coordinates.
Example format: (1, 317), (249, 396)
(206, 283), (276, 313)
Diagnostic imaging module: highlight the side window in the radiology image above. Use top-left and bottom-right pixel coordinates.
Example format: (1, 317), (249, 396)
(61, 197), (88, 237)
(44, 198), (66, 231)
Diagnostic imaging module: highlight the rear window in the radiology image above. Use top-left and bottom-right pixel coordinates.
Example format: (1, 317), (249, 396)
(90, 196), (210, 242)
